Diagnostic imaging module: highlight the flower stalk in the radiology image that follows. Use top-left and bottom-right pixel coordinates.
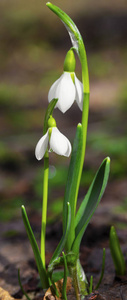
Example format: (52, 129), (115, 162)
(41, 152), (49, 268)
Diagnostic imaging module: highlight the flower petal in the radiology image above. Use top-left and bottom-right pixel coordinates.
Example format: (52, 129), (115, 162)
(49, 72), (76, 113)
(55, 72), (75, 113)
(75, 75), (83, 111)
(50, 127), (71, 157)
(48, 77), (61, 104)
(35, 131), (49, 160)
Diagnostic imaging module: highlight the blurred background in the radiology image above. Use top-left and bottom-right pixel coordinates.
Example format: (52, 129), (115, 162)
(0, 0), (127, 226)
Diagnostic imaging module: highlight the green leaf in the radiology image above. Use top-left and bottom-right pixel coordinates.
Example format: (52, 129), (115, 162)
(18, 269), (31, 300)
(52, 270), (69, 283)
(109, 226), (126, 276)
(21, 205), (49, 289)
(89, 276), (93, 294)
(43, 98), (58, 134)
(50, 202), (71, 264)
(63, 124), (83, 252)
(72, 157), (110, 255)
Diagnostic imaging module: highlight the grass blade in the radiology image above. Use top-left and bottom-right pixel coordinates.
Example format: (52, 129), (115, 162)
(109, 226), (126, 276)
(72, 157), (110, 255)
(21, 205), (49, 289)
(63, 123), (83, 252)
(18, 269), (31, 300)
(50, 202), (71, 264)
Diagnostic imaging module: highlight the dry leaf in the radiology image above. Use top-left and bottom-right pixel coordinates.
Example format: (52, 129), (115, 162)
(0, 287), (18, 300)
(44, 277), (73, 300)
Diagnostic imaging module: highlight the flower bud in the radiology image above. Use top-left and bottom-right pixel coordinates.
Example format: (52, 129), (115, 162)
(63, 49), (76, 72)
(48, 116), (56, 128)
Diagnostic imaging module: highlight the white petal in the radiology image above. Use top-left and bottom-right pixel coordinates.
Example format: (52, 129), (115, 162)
(49, 72), (75, 113)
(56, 72), (75, 113)
(50, 127), (71, 157)
(75, 75), (83, 111)
(35, 131), (49, 160)
(48, 77), (61, 104)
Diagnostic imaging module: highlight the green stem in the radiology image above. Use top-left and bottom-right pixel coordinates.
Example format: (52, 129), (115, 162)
(81, 92), (89, 166)
(80, 42), (90, 173)
(69, 260), (88, 299)
(72, 25), (89, 300)
(41, 153), (49, 268)
(69, 265), (81, 300)
(62, 252), (68, 300)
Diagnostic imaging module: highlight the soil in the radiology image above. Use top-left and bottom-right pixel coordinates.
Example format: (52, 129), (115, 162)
(0, 181), (127, 300)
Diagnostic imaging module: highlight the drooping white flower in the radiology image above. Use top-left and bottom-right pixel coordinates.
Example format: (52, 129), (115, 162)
(48, 71), (83, 113)
(35, 127), (71, 160)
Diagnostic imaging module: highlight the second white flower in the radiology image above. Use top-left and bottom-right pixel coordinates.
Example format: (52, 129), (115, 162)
(35, 127), (72, 160)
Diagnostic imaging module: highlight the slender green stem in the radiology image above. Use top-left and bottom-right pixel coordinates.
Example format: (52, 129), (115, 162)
(62, 252), (68, 300)
(81, 92), (89, 165)
(80, 43), (90, 172)
(41, 153), (49, 268)
(18, 269), (31, 300)
(69, 265), (81, 300)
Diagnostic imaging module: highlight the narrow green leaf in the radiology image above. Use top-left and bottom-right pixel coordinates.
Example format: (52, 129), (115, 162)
(72, 157), (110, 255)
(109, 226), (126, 276)
(18, 269), (31, 300)
(52, 270), (69, 283)
(21, 205), (49, 288)
(50, 202), (71, 264)
(89, 276), (93, 294)
(43, 98), (58, 134)
(63, 124), (83, 252)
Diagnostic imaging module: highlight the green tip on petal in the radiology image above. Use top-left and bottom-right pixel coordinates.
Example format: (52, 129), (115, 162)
(64, 49), (76, 72)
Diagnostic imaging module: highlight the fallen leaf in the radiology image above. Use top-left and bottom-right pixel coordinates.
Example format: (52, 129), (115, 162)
(0, 287), (18, 300)
(44, 277), (73, 300)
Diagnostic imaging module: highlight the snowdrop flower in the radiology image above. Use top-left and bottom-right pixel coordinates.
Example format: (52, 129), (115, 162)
(35, 116), (71, 160)
(48, 49), (83, 113)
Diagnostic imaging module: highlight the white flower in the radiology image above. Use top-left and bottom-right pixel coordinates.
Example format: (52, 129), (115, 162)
(35, 127), (71, 160)
(48, 72), (83, 113)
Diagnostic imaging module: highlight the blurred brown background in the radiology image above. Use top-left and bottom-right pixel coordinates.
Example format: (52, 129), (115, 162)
(0, 0), (127, 224)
